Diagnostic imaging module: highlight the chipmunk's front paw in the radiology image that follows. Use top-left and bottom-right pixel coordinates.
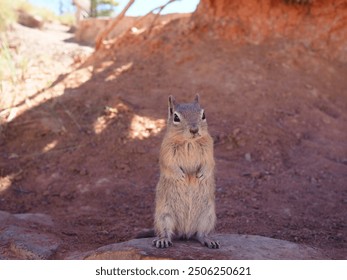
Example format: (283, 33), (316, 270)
(153, 238), (173, 249)
(196, 168), (206, 181)
(196, 171), (204, 179)
(176, 167), (186, 182)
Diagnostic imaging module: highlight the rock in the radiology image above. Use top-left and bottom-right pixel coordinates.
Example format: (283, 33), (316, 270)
(0, 211), (11, 224)
(17, 10), (44, 29)
(70, 234), (324, 260)
(8, 153), (19, 159)
(0, 226), (60, 260)
(245, 153), (252, 162)
(0, 211), (60, 259)
(194, 0), (347, 62)
(13, 213), (54, 226)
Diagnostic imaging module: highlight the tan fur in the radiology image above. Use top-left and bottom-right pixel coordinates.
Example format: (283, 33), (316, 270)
(153, 95), (219, 249)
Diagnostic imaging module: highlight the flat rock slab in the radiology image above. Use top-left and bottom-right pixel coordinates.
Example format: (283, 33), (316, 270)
(0, 211), (60, 259)
(70, 234), (325, 260)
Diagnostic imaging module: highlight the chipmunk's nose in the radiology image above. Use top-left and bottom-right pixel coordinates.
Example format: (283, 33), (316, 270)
(190, 127), (199, 135)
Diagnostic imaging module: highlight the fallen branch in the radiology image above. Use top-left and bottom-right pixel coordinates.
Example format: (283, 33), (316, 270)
(95, 0), (136, 50)
(95, 0), (180, 50)
(147, 0), (179, 36)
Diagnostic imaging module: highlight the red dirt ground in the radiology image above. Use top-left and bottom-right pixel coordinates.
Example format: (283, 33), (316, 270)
(1, 18), (346, 259)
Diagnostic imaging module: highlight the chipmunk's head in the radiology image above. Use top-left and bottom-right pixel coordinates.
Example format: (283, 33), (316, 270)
(167, 94), (208, 140)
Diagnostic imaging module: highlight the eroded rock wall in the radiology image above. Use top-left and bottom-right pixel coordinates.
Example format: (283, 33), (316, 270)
(194, 0), (347, 61)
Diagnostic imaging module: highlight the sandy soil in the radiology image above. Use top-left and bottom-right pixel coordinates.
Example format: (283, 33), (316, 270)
(0, 19), (346, 259)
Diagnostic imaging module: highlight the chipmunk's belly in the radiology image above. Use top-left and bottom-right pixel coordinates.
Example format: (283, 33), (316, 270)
(172, 142), (210, 235)
(173, 183), (206, 236)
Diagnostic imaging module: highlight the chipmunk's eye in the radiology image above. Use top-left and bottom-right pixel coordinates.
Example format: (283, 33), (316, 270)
(202, 111), (206, 120)
(174, 113), (180, 122)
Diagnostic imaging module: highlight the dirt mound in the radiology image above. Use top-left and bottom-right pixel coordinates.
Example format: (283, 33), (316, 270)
(1, 2), (346, 259)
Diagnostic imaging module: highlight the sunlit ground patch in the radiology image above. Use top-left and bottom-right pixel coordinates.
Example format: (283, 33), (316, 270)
(129, 115), (165, 140)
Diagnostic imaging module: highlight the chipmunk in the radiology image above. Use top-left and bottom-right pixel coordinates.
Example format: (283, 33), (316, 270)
(153, 94), (219, 249)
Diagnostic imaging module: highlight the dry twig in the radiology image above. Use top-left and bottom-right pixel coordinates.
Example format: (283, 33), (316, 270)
(95, 0), (136, 50)
(147, 0), (179, 36)
(95, 0), (180, 50)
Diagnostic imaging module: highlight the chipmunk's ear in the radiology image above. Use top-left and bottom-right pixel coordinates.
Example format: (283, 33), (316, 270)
(168, 95), (176, 116)
(194, 94), (200, 104)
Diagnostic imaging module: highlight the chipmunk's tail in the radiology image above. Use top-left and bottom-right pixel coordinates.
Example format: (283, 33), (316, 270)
(135, 228), (155, 239)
